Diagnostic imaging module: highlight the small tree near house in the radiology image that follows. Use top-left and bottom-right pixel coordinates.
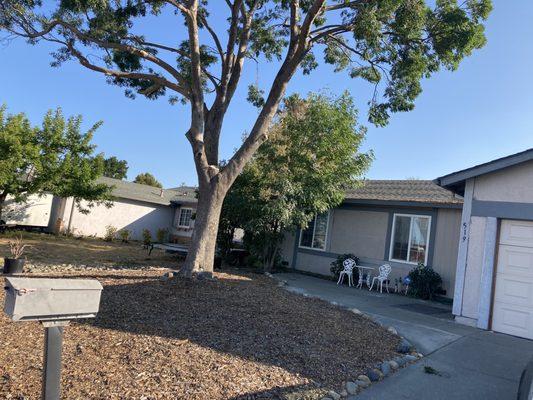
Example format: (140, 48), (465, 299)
(220, 92), (372, 272)
(0, 1), (492, 277)
(134, 173), (163, 188)
(0, 105), (113, 222)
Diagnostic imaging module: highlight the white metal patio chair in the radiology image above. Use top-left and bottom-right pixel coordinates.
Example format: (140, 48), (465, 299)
(337, 258), (356, 287)
(369, 264), (392, 293)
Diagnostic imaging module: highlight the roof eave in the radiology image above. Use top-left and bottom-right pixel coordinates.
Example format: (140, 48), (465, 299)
(434, 148), (533, 194)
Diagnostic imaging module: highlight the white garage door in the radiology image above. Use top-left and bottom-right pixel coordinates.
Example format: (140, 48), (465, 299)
(492, 219), (533, 339)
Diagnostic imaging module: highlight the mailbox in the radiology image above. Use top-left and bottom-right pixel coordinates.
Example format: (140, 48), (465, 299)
(3, 277), (103, 400)
(4, 277), (103, 322)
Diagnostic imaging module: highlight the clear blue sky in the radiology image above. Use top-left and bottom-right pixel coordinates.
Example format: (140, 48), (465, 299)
(1, 1), (531, 188)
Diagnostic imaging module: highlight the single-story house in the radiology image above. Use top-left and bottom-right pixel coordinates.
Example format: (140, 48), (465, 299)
(4, 177), (198, 243)
(279, 180), (464, 298)
(435, 148), (533, 339)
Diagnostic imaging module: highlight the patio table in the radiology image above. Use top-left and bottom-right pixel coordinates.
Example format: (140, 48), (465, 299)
(355, 265), (375, 289)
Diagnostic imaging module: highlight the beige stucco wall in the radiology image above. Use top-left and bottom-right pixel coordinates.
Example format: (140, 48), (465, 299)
(3, 194), (54, 227)
(61, 197), (174, 241)
(432, 208), (462, 298)
(280, 230), (296, 265)
(328, 209), (389, 258)
(473, 162), (533, 202)
(295, 251), (336, 276)
(457, 160), (533, 324)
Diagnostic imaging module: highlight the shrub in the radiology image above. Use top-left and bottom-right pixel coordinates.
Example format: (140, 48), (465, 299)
(142, 229), (152, 246)
(407, 262), (443, 300)
(156, 228), (168, 243)
(330, 253), (360, 281)
(118, 229), (131, 243)
(104, 225), (118, 242)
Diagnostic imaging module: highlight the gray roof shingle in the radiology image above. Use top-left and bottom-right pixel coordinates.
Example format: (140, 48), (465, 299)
(345, 180), (463, 205)
(97, 177), (197, 206)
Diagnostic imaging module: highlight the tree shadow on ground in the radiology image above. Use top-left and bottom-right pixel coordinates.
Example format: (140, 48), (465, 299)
(79, 271), (400, 397)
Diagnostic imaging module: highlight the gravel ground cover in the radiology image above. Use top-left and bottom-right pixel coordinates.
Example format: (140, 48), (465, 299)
(0, 235), (401, 399)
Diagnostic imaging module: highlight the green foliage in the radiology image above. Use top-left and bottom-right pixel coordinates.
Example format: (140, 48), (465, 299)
(0, 104), (113, 218)
(103, 156), (128, 180)
(407, 262), (443, 300)
(0, 1), (492, 126)
(156, 228), (168, 243)
(104, 225), (118, 242)
(133, 173), (162, 188)
(220, 92), (372, 270)
(330, 254), (360, 280)
(118, 229), (131, 243)
(142, 229), (152, 246)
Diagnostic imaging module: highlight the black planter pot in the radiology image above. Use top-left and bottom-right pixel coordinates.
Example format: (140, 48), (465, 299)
(3, 258), (25, 274)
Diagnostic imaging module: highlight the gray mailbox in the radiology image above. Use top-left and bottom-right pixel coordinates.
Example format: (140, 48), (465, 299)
(4, 277), (103, 322)
(3, 277), (103, 400)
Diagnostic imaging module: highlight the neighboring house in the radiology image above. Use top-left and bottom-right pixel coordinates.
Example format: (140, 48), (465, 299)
(4, 177), (198, 242)
(279, 180), (464, 298)
(435, 148), (533, 339)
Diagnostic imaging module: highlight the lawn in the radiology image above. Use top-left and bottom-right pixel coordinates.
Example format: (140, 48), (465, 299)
(0, 234), (400, 399)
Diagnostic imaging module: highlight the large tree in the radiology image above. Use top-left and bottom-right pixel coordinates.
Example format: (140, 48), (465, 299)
(0, 0), (492, 277)
(221, 92), (372, 271)
(103, 156), (129, 180)
(0, 105), (112, 221)
(134, 172), (163, 188)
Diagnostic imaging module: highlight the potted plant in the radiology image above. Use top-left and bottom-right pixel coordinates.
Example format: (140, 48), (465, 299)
(4, 235), (29, 274)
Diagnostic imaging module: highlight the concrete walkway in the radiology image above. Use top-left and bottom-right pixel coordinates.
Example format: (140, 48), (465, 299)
(277, 272), (533, 400)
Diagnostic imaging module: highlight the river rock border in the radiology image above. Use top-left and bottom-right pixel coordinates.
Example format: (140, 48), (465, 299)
(268, 274), (424, 399)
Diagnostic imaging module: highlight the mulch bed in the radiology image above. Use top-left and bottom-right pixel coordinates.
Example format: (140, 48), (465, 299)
(0, 269), (400, 399)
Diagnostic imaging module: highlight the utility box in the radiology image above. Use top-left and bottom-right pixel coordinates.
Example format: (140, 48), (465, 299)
(4, 277), (103, 322)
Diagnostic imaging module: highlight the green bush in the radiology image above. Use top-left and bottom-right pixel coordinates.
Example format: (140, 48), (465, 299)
(330, 253), (360, 281)
(118, 229), (131, 243)
(104, 225), (118, 242)
(156, 228), (168, 243)
(407, 262), (443, 300)
(142, 229), (152, 246)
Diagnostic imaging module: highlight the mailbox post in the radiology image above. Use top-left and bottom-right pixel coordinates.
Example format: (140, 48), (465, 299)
(3, 277), (103, 400)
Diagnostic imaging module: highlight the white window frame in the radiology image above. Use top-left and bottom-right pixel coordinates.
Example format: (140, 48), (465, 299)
(389, 213), (432, 265)
(298, 211), (330, 251)
(177, 207), (193, 228)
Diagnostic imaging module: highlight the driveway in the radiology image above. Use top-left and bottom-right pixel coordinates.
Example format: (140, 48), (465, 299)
(277, 272), (533, 400)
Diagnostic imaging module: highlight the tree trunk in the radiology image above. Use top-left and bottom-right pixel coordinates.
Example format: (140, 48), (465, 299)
(180, 180), (228, 278)
(0, 192), (7, 223)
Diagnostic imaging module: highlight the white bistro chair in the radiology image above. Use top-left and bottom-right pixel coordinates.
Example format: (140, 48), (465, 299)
(369, 264), (392, 293)
(337, 258), (356, 287)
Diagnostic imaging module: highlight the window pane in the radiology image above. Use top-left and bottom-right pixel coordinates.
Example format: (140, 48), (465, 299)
(179, 209), (192, 227)
(300, 218), (315, 248)
(312, 213), (328, 250)
(392, 216), (410, 261)
(409, 216), (430, 264)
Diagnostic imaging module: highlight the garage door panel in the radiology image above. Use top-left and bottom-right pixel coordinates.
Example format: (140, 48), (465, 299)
(492, 302), (533, 339)
(494, 275), (533, 307)
(500, 220), (533, 247)
(493, 219), (533, 339)
(497, 245), (533, 278)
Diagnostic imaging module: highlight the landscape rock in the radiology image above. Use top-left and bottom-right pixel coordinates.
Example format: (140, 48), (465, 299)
(345, 381), (358, 395)
(387, 326), (398, 335)
(388, 360), (399, 370)
(366, 368), (383, 382)
(380, 362), (391, 376)
(357, 375), (371, 384)
(397, 338), (413, 353)
(403, 354), (417, 363)
(328, 390), (341, 400)
(350, 308), (362, 315)
(395, 356), (407, 367)
(339, 389), (348, 397)
(355, 379), (370, 389)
